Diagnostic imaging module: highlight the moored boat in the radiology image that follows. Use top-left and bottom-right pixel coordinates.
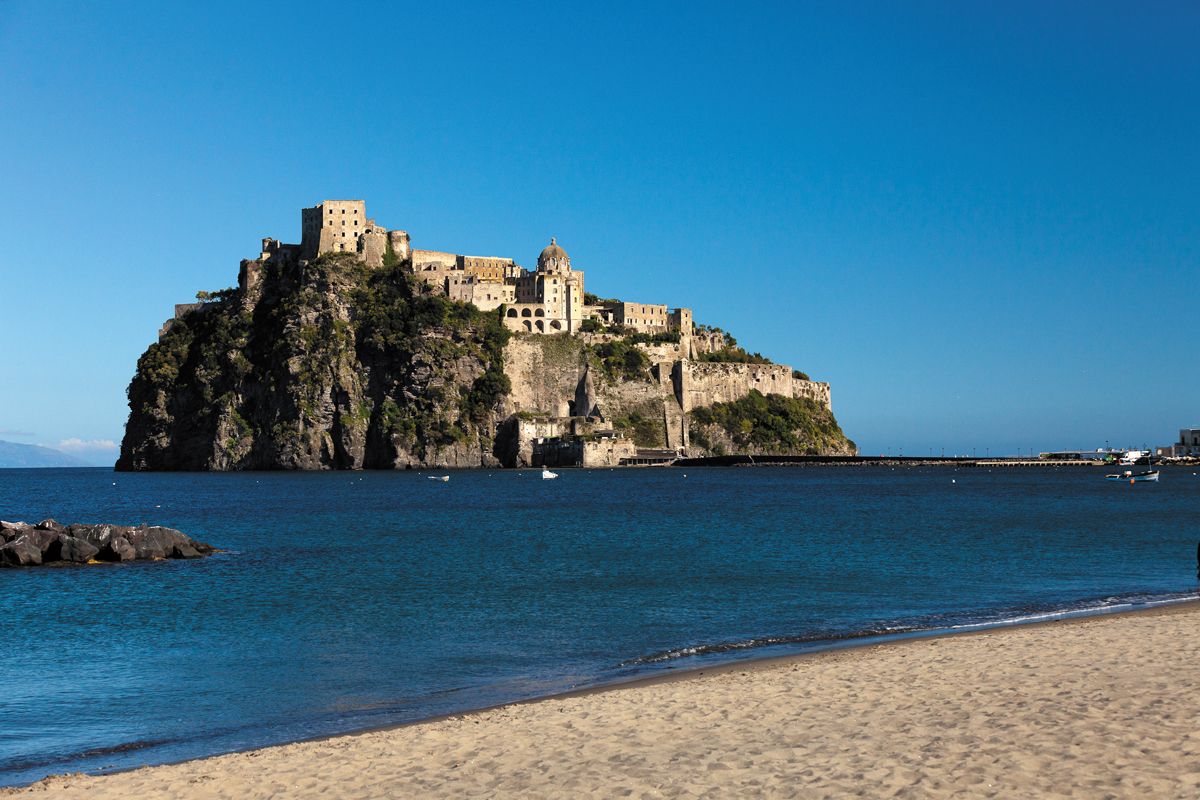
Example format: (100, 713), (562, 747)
(1105, 469), (1160, 483)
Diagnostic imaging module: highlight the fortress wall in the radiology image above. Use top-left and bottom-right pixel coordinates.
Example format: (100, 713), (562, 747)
(690, 332), (727, 355)
(637, 342), (688, 362)
(679, 362), (831, 412)
(360, 230), (387, 267)
(388, 231), (411, 261)
(793, 378), (832, 408)
(411, 250), (458, 268)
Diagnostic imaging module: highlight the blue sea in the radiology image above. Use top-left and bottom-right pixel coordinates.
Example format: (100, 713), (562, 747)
(2, 465), (1197, 786)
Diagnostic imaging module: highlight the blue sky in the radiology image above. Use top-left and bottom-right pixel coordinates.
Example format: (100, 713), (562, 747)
(0, 1), (1196, 463)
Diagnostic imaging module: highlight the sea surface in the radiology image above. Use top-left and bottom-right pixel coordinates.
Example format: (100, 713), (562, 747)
(2, 465), (1197, 786)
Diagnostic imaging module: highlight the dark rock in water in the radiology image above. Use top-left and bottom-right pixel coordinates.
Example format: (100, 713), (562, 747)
(26, 528), (60, 553)
(108, 537), (137, 561)
(0, 521), (214, 568)
(126, 527), (175, 559)
(0, 535), (43, 566)
(70, 524), (133, 550)
(57, 535), (101, 563)
(0, 521), (27, 542)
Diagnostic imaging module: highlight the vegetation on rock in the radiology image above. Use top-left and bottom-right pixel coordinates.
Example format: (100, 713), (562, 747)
(119, 254), (510, 470)
(689, 390), (855, 456)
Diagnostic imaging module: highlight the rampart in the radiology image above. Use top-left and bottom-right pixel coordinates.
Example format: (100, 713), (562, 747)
(676, 362), (831, 412)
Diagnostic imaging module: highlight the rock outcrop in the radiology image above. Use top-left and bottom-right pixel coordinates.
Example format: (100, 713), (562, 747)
(118, 251), (854, 471)
(118, 254), (510, 470)
(0, 520), (214, 567)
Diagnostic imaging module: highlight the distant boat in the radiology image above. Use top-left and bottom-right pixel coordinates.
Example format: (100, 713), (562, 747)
(1106, 452), (1160, 483)
(428, 475), (450, 482)
(1105, 470), (1159, 483)
(541, 469), (558, 480)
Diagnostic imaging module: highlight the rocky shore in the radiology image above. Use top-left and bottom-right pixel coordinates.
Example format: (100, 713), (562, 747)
(0, 520), (214, 567)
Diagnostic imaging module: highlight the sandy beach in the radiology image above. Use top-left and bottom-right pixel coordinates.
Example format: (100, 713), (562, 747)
(10, 602), (1199, 799)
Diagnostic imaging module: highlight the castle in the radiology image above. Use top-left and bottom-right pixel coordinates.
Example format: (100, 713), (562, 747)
(242, 199), (694, 338)
(157, 200), (838, 467)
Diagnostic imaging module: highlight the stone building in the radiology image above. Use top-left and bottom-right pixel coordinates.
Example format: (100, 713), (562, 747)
(448, 275), (516, 312)
(170, 199), (700, 341)
(602, 301), (669, 332)
(503, 239), (586, 334)
(1157, 427), (1200, 458)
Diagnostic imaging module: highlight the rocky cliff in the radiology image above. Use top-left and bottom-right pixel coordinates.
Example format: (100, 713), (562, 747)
(118, 254), (510, 470)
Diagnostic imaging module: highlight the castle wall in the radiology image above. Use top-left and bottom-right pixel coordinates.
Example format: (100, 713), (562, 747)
(448, 278), (515, 311)
(605, 301), (668, 332)
(388, 231), (411, 262)
(459, 255), (517, 283)
(678, 362), (832, 412)
(360, 230), (388, 267)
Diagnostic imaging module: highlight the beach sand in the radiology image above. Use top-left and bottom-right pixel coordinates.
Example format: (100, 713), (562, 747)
(9, 603), (1199, 799)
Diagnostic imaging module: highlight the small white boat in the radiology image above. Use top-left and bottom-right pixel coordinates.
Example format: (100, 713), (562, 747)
(428, 475), (450, 482)
(1106, 448), (1161, 483)
(541, 469), (558, 480)
(1105, 470), (1160, 483)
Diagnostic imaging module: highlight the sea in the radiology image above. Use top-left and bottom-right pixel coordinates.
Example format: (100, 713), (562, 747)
(2, 465), (1197, 786)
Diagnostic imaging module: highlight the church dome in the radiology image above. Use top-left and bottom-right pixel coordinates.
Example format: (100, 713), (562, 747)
(537, 237), (570, 271)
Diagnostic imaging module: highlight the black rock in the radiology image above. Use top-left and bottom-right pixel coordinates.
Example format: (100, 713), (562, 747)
(107, 536), (137, 561)
(0, 521), (213, 567)
(0, 535), (43, 566)
(57, 535), (101, 563)
(25, 528), (61, 554)
(0, 521), (30, 543)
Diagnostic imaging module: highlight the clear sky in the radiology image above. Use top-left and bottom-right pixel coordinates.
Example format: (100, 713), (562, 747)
(1, 1), (1196, 463)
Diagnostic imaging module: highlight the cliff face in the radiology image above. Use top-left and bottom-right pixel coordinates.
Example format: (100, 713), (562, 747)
(118, 254), (510, 470)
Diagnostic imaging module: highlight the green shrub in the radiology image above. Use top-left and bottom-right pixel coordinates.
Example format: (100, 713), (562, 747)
(690, 390), (850, 454)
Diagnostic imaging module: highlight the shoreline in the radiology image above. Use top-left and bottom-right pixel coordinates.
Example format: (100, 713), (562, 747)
(8, 597), (1199, 797)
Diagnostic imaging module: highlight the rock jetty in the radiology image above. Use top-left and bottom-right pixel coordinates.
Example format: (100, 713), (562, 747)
(0, 519), (214, 567)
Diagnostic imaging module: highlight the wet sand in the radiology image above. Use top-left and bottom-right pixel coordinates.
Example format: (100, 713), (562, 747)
(9, 602), (1200, 799)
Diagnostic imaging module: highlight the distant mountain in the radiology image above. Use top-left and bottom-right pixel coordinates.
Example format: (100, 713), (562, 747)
(0, 440), (92, 468)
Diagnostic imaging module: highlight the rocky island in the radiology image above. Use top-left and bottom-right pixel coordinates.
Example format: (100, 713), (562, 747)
(118, 200), (854, 471)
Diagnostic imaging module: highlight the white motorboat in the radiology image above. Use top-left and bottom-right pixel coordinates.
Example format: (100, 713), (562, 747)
(541, 469), (558, 480)
(428, 475), (450, 482)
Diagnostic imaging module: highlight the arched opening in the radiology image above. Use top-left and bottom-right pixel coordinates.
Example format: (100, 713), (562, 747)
(523, 320), (532, 332)
(535, 320), (545, 332)
(550, 320), (562, 330)
(535, 308), (545, 317)
(521, 308), (532, 318)
(506, 308), (518, 318)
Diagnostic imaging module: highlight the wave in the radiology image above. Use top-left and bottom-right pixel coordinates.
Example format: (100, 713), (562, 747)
(619, 589), (1199, 667)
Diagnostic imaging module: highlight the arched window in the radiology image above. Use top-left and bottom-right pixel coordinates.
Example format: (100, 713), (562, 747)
(506, 308), (518, 318)
(535, 308), (545, 317)
(523, 320), (532, 331)
(550, 320), (562, 330)
(521, 308), (532, 318)
(535, 320), (545, 332)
